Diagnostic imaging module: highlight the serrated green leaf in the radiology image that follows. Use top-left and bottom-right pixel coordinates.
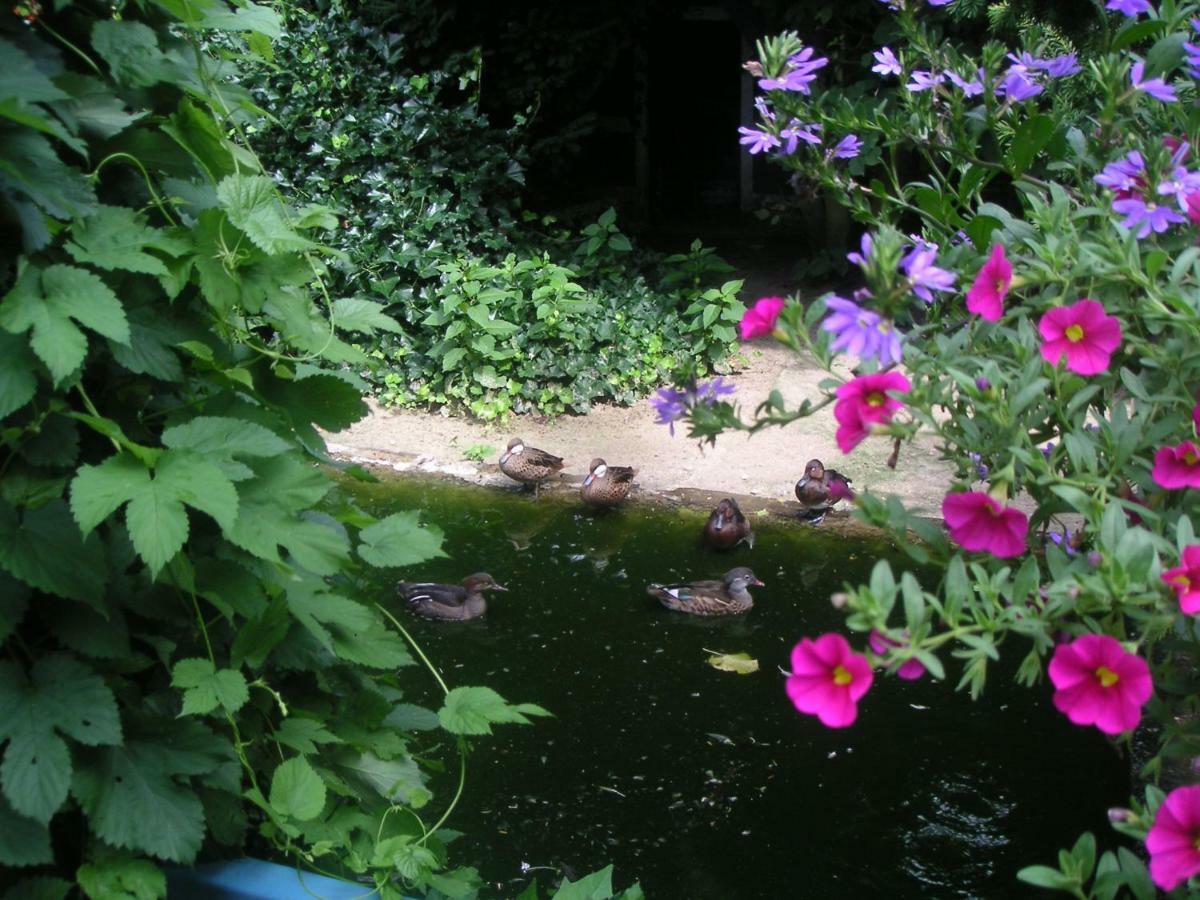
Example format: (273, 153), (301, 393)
(356, 511), (447, 567)
(0, 655), (122, 748)
(0, 128), (97, 222)
(70, 453), (149, 536)
(268, 756), (325, 821)
(170, 658), (248, 716)
(125, 477), (190, 575)
(0, 331), (38, 420)
(162, 416), (291, 457)
(331, 297), (404, 334)
(384, 703), (441, 732)
(340, 751), (429, 806)
(3, 875), (72, 900)
(0, 500), (108, 605)
(0, 731), (70, 824)
(372, 835), (437, 880)
(0, 797), (52, 867)
(216, 174), (313, 255)
(274, 717), (341, 755)
(65, 206), (173, 276)
(552, 864), (615, 899)
(71, 743), (206, 863)
(437, 686), (552, 736)
(0, 39), (68, 104)
(77, 857), (166, 900)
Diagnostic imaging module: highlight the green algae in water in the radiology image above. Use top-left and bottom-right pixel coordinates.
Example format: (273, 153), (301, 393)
(346, 476), (1129, 899)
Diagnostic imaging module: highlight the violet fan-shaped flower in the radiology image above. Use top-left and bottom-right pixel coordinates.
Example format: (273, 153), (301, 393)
(1112, 197), (1185, 237)
(830, 134), (862, 160)
(945, 69), (984, 96)
(872, 47), (901, 77)
(1094, 151), (1145, 195)
(738, 126), (781, 155)
(906, 70), (944, 92)
(1107, 0), (1153, 14)
(1131, 60), (1177, 102)
(900, 246), (956, 302)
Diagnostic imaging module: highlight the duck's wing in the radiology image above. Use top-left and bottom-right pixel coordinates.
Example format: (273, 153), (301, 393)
(609, 466), (637, 484)
(398, 582), (465, 609)
(647, 579), (726, 604)
(525, 447), (564, 469)
(826, 470), (855, 500)
(795, 477), (830, 506)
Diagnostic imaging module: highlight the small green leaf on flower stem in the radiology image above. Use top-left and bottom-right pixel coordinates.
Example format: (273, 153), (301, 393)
(1016, 864), (1079, 892)
(77, 856), (166, 900)
(170, 658), (249, 716)
(704, 651), (759, 675)
(268, 757), (326, 822)
(356, 511), (448, 568)
(437, 686), (552, 736)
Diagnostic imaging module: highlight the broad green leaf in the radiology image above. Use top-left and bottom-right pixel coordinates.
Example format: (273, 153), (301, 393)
(356, 511), (447, 567)
(0, 331), (38, 420)
(0, 39), (68, 104)
(279, 515), (350, 575)
(193, 2), (281, 38)
(340, 752), (429, 806)
(552, 864), (614, 899)
(65, 206), (174, 276)
(0, 655), (122, 747)
(0, 129), (97, 221)
(56, 73), (144, 139)
(274, 717), (340, 755)
(704, 651), (759, 674)
(1016, 865), (1078, 892)
(437, 686), (552, 736)
(170, 658), (249, 716)
(70, 453), (148, 535)
(229, 596), (289, 668)
(0, 732), (70, 824)
(0, 574), (30, 644)
(268, 756), (325, 821)
(71, 743), (206, 863)
(425, 868), (483, 900)
(331, 297), (403, 334)
(90, 20), (176, 88)
(162, 416), (290, 458)
(0, 797), (51, 866)
(0, 500), (108, 607)
(329, 624), (414, 669)
(77, 857), (166, 900)
(3, 876), (72, 900)
(124, 475), (190, 574)
(261, 373), (368, 432)
(384, 703), (441, 732)
(216, 174), (313, 255)
(371, 835), (437, 880)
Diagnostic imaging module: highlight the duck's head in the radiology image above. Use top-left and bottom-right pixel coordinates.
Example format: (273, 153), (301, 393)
(583, 458), (607, 487)
(724, 567), (764, 591)
(463, 573), (508, 593)
(712, 498), (738, 531)
(803, 459), (825, 481)
(500, 438), (525, 465)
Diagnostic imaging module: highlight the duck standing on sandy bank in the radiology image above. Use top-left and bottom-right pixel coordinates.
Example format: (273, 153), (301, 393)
(647, 567), (764, 616)
(794, 458), (855, 524)
(581, 458), (637, 508)
(398, 573), (508, 621)
(702, 498), (755, 550)
(499, 438), (564, 497)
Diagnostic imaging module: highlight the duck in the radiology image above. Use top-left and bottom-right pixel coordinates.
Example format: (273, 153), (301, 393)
(702, 498), (755, 550)
(581, 458), (637, 508)
(499, 438), (564, 497)
(794, 458), (855, 524)
(397, 573), (508, 621)
(647, 567), (764, 616)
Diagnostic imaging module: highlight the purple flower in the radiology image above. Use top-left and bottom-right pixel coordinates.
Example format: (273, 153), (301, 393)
(1042, 441), (1055, 460)
(821, 296), (903, 364)
(1035, 54), (1083, 78)
(847, 233), (873, 268)
(738, 126), (781, 155)
(650, 379), (736, 436)
(1107, 0), (1153, 14)
(780, 120), (822, 155)
(974, 377), (991, 391)
(968, 452), (989, 480)
(830, 134), (863, 159)
(999, 67), (1043, 101)
(753, 96), (775, 121)
(906, 70), (944, 92)
(1112, 197), (1186, 237)
(1094, 151), (1145, 193)
(872, 47), (901, 77)
(759, 46), (828, 94)
(1047, 529), (1078, 556)
(927, 0), (955, 4)
(946, 69), (984, 97)
(900, 246), (956, 302)
(1157, 156), (1200, 210)
(694, 377), (736, 403)
(1131, 60), (1176, 102)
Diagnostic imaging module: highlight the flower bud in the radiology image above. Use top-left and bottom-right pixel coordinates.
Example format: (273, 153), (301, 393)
(1087, 551), (1103, 568)
(830, 592), (849, 609)
(974, 377), (991, 392)
(1107, 807), (1132, 824)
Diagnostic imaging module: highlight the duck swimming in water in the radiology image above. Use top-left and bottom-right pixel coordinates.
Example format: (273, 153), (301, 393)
(794, 458), (855, 524)
(499, 438), (564, 497)
(397, 573), (508, 621)
(702, 498), (755, 550)
(647, 567), (764, 617)
(581, 458), (637, 508)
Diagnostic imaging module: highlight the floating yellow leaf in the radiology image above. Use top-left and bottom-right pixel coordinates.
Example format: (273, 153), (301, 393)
(704, 649), (759, 675)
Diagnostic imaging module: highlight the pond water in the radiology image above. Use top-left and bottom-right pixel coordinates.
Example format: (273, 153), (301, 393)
(347, 476), (1129, 899)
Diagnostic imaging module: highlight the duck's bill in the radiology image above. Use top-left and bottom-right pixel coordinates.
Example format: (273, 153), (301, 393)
(583, 474), (594, 487)
(752, 578), (765, 586)
(499, 452), (510, 465)
(492, 584), (509, 591)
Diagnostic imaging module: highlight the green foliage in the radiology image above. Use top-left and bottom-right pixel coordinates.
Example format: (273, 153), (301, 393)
(244, 5), (739, 418)
(0, 1), (548, 895)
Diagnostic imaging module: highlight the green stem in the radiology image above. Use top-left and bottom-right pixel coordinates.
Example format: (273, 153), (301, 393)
(376, 603), (450, 697)
(89, 153), (180, 226)
(75, 384), (121, 453)
(37, 19), (102, 75)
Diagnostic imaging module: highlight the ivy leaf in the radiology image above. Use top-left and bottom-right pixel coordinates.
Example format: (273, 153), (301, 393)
(437, 687), (552, 736)
(162, 416), (290, 458)
(0, 797), (51, 867)
(0, 328), (38, 420)
(65, 206), (176, 276)
(216, 174), (313, 255)
(170, 658), (249, 716)
(268, 756), (326, 821)
(356, 511), (447, 568)
(71, 742), (206, 863)
(0, 265), (128, 384)
(77, 857), (166, 900)
(0, 501), (108, 605)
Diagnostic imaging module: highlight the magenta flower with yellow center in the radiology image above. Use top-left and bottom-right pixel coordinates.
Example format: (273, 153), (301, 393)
(1048, 634), (1152, 735)
(1162, 545), (1200, 614)
(1153, 440), (1200, 489)
(833, 371), (911, 453)
(738, 296), (786, 340)
(965, 243), (1012, 321)
(942, 491), (1029, 558)
(1037, 299), (1122, 375)
(1147, 785), (1200, 891)
(785, 633), (874, 728)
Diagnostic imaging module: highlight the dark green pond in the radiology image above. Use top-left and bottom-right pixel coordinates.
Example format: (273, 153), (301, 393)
(346, 476), (1129, 899)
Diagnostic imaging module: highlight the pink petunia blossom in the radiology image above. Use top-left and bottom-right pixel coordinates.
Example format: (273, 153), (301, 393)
(868, 630), (926, 680)
(1048, 634), (1152, 735)
(965, 244), (1012, 321)
(833, 371), (911, 453)
(785, 633), (874, 728)
(739, 296), (786, 340)
(942, 491), (1029, 558)
(1162, 545), (1200, 614)
(1153, 441), (1200, 489)
(1038, 299), (1122, 375)
(1147, 785), (1200, 891)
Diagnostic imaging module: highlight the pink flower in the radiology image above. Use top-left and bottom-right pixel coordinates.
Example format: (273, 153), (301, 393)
(785, 633), (873, 728)
(1153, 441), (1200, 489)
(833, 371), (911, 453)
(1187, 191), (1200, 225)
(1038, 299), (1122, 375)
(739, 296), (786, 340)
(1048, 634), (1152, 735)
(868, 630), (926, 680)
(1147, 785), (1200, 891)
(942, 491), (1029, 558)
(1163, 545), (1200, 614)
(965, 244), (1012, 322)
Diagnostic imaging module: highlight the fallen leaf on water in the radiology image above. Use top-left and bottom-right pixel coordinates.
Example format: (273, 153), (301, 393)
(704, 649), (759, 675)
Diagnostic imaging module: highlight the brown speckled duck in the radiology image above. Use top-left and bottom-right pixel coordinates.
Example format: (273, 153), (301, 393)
(581, 458), (637, 508)
(647, 567), (764, 616)
(397, 573), (507, 621)
(702, 498), (755, 550)
(499, 438), (564, 497)
(794, 458), (855, 524)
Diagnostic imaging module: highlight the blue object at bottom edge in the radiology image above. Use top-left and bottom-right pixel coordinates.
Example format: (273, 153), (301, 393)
(166, 857), (381, 900)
